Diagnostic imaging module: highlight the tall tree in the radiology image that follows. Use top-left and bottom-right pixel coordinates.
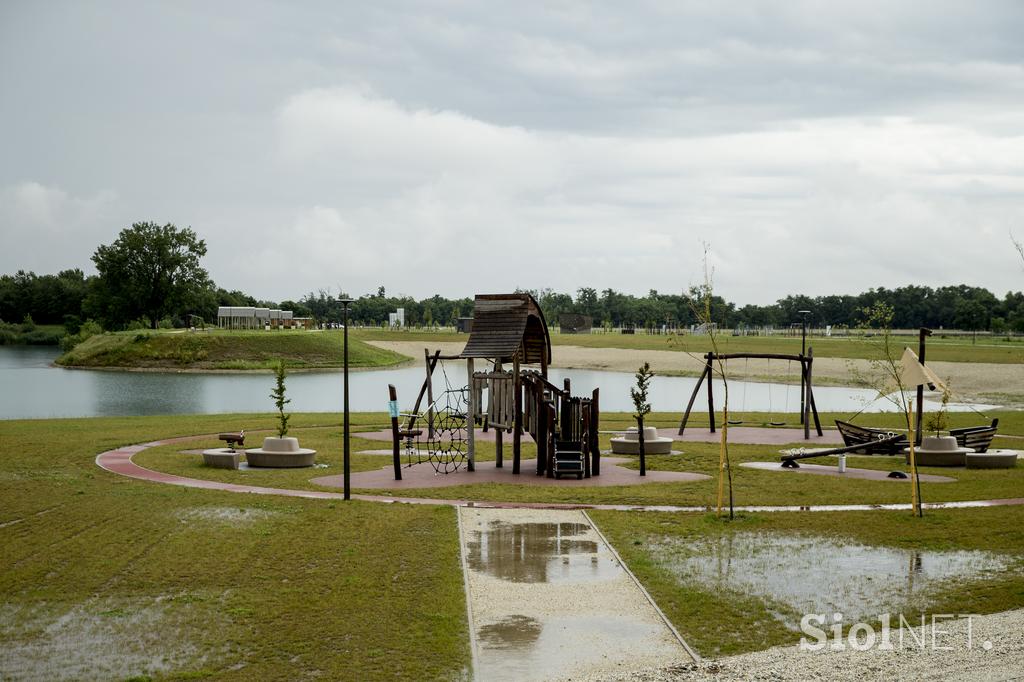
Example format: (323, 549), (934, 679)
(89, 222), (211, 329)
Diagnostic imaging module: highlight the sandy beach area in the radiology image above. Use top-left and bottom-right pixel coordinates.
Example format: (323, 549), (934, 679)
(367, 340), (1024, 407)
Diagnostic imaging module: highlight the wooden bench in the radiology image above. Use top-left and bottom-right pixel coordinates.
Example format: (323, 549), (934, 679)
(949, 419), (999, 453)
(218, 431), (245, 450)
(835, 420), (907, 455)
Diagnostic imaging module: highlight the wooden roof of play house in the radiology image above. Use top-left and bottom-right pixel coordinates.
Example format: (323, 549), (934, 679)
(459, 293), (552, 365)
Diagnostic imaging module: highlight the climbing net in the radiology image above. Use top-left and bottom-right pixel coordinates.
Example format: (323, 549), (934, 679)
(425, 387), (469, 474)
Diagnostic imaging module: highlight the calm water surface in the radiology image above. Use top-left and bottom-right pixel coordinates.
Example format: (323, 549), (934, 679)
(0, 346), (991, 419)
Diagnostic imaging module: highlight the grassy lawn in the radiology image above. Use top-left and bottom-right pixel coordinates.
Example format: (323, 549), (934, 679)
(0, 414), (468, 680)
(4, 410), (1023, 672)
(353, 328), (1024, 364)
(56, 329), (407, 371)
(591, 507), (1024, 657)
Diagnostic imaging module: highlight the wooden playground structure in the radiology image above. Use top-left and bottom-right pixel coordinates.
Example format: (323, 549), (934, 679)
(387, 294), (601, 481)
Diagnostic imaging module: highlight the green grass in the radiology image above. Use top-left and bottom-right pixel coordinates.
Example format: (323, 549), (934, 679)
(55, 329), (407, 370)
(353, 328), (1024, 364)
(0, 414), (469, 680)
(4, 411), (1024, 670)
(591, 507), (1024, 657)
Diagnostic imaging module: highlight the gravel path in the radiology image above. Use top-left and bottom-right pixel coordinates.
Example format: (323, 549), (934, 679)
(590, 609), (1024, 681)
(368, 340), (1024, 406)
(459, 508), (695, 681)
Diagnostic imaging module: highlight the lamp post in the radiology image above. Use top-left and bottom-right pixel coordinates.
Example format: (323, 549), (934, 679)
(340, 297), (354, 500)
(798, 310), (811, 424)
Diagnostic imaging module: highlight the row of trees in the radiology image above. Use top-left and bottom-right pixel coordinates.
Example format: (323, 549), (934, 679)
(3, 221), (1024, 333)
(521, 285), (1020, 332)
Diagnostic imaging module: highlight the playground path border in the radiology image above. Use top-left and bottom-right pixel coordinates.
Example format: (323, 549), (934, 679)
(96, 437), (1024, 514)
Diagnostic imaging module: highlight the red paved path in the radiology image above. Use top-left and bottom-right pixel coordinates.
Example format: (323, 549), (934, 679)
(95, 436), (1024, 513)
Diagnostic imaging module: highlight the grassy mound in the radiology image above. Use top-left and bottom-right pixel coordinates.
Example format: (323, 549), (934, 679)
(55, 329), (407, 370)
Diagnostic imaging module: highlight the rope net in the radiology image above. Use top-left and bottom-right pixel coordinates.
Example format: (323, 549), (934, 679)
(425, 387), (469, 474)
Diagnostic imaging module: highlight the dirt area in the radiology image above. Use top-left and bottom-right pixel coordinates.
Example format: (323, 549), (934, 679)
(367, 341), (1024, 407)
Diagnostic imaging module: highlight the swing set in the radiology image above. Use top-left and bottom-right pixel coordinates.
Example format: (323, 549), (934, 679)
(678, 348), (823, 439)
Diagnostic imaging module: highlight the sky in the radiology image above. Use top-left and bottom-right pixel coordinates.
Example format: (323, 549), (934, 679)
(1, 1), (1023, 305)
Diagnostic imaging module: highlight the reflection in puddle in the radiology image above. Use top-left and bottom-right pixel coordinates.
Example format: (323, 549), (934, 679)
(477, 615), (542, 650)
(466, 521), (617, 584)
(652, 532), (1014, 623)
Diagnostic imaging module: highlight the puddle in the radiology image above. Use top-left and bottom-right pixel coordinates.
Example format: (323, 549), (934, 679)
(175, 507), (279, 523)
(651, 532), (1016, 624)
(474, 614), (671, 681)
(477, 615), (543, 650)
(465, 521), (618, 584)
(0, 596), (222, 680)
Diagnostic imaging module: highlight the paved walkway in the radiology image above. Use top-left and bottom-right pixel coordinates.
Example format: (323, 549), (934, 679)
(95, 437), (1024, 513)
(459, 507), (695, 681)
(312, 457), (709, 490)
(741, 461), (957, 483)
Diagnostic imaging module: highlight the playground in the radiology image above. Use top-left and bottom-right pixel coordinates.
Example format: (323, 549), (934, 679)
(4, 294), (1024, 680)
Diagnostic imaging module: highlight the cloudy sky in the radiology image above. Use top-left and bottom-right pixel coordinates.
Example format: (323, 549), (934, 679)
(1, 1), (1023, 305)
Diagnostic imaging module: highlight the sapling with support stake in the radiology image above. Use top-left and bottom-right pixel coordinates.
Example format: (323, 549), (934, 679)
(630, 362), (654, 476)
(271, 359), (291, 438)
(688, 243), (735, 519)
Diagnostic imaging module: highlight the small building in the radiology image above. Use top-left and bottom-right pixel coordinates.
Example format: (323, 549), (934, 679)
(217, 306), (302, 330)
(456, 317), (474, 333)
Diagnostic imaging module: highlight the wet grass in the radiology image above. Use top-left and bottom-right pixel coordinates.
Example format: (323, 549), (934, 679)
(590, 507), (1024, 658)
(56, 329), (406, 370)
(354, 328), (1024, 364)
(0, 414), (468, 680)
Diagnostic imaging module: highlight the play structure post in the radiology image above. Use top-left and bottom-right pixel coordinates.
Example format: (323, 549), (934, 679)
(425, 349), (435, 439)
(494, 360), (503, 468)
(591, 388), (600, 476)
(798, 310), (810, 424)
(388, 384), (402, 481)
(536, 395), (548, 476)
(512, 355), (522, 474)
(916, 328), (932, 446)
(466, 357), (475, 472)
(678, 363), (709, 435)
(341, 298), (353, 500)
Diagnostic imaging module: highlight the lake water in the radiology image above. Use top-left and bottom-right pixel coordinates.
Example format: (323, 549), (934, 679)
(0, 346), (994, 420)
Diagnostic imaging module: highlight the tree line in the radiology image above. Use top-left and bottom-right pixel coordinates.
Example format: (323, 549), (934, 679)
(3, 222), (1023, 338)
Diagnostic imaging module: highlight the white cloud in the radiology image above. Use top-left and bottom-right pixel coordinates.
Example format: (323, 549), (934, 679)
(0, 182), (118, 273)
(2, 1), (1023, 304)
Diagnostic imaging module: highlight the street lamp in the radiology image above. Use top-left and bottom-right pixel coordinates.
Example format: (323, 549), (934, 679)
(798, 310), (811, 424)
(340, 297), (354, 500)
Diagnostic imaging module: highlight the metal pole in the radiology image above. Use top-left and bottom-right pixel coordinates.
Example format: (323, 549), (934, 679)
(798, 310), (810, 425)
(341, 298), (354, 500)
(916, 327), (932, 446)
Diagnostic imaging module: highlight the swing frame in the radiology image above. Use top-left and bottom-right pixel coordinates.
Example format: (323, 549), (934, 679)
(678, 349), (823, 440)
